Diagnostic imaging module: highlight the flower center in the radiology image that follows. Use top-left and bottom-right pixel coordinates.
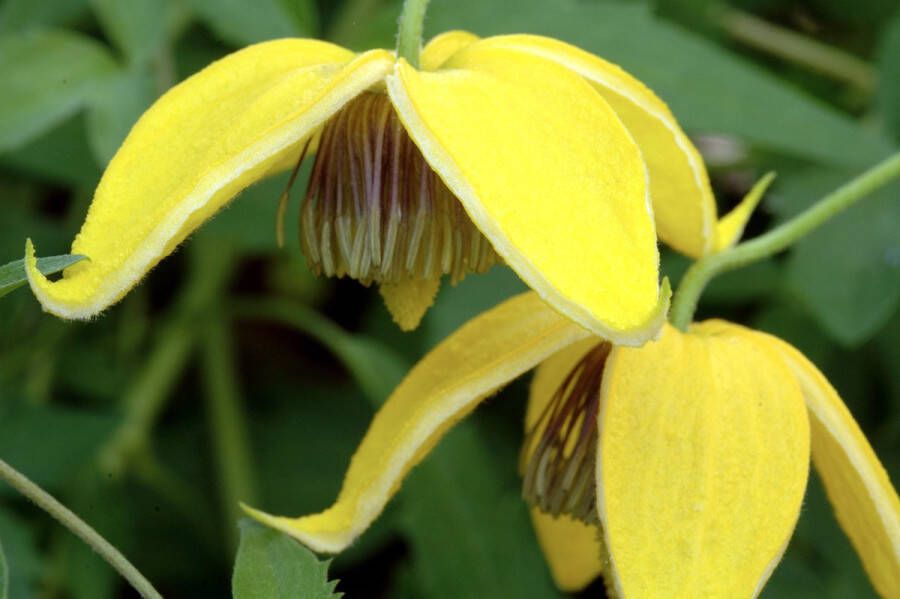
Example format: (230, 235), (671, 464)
(521, 342), (611, 524)
(297, 92), (500, 285)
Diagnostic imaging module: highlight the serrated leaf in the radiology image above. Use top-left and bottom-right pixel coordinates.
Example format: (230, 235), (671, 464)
(421, 0), (894, 168)
(232, 519), (341, 599)
(878, 11), (900, 141)
(0, 536), (8, 599)
(0, 30), (116, 151)
(0, 254), (87, 300)
(187, 0), (316, 47)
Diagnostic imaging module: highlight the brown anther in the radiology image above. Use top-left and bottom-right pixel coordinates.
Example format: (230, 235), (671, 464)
(521, 342), (611, 524)
(293, 91), (500, 286)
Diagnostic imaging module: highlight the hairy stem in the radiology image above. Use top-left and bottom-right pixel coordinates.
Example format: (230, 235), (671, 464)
(396, 0), (431, 67)
(0, 459), (161, 599)
(201, 314), (258, 551)
(671, 152), (900, 329)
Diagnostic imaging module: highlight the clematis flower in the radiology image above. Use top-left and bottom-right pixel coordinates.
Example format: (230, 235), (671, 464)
(25, 32), (753, 338)
(245, 291), (899, 597)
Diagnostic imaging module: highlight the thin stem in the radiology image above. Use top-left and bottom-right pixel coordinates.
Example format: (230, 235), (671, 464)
(719, 7), (875, 94)
(396, 0), (431, 67)
(670, 152), (900, 329)
(0, 459), (162, 599)
(201, 315), (258, 551)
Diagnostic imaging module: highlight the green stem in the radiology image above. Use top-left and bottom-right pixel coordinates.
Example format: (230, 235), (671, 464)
(719, 8), (875, 94)
(0, 459), (162, 599)
(99, 239), (233, 474)
(396, 0), (431, 67)
(670, 152), (900, 329)
(201, 315), (258, 551)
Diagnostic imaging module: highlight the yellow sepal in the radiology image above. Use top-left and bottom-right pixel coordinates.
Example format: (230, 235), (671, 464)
(420, 30), (479, 71)
(529, 510), (603, 592)
(598, 321), (810, 598)
(762, 334), (900, 598)
(714, 172), (776, 251)
(387, 41), (665, 345)
(243, 292), (592, 553)
(27, 41), (394, 319)
(481, 35), (716, 258)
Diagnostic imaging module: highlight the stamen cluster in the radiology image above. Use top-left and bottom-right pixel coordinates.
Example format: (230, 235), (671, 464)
(521, 343), (610, 524)
(300, 92), (499, 285)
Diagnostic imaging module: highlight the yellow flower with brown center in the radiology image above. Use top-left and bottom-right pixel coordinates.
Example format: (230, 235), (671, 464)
(24, 31), (755, 340)
(244, 291), (899, 598)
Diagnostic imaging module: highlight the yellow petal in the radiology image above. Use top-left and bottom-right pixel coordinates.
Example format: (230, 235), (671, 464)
(27, 41), (393, 319)
(598, 321), (810, 598)
(714, 172), (776, 251)
(481, 35), (716, 258)
(420, 30), (479, 71)
(526, 337), (606, 591)
(378, 276), (440, 331)
(761, 334), (900, 598)
(530, 510), (603, 592)
(243, 292), (592, 553)
(387, 42), (666, 345)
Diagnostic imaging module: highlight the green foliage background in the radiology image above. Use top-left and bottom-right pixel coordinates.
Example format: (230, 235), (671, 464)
(0, 0), (898, 597)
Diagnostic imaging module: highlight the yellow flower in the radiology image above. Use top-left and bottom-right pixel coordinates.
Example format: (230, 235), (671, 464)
(245, 293), (899, 598)
(25, 32), (751, 340)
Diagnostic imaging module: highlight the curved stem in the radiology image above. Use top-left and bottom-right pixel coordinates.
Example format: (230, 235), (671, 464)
(719, 8), (875, 94)
(396, 0), (431, 67)
(0, 459), (162, 599)
(670, 152), (900, 330)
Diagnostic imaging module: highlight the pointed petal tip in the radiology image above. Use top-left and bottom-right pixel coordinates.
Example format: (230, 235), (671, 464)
(714, 171), (777, 252)
(240, 503), (353, 555)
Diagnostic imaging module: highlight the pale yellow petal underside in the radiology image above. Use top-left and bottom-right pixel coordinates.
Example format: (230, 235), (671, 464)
(762, 334), (900, 598)
(388, 42), (666, 345)
(243, 292), (592, 553)
(526, 338), (605, 591)
(530, 510), (604, 592)
(482, 35), (716, 258)
(714, 172), (776, 251)
(598, 321), (809, 599)
(27, 41), (394, 319)
(420, 30), (479, 71)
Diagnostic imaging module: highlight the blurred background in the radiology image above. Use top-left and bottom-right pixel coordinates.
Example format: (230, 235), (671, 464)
(1, 0), (898, 597)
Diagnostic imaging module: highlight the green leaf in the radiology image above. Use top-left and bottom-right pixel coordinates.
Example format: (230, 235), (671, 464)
(85, 68), (156, 165)
(0, 509), (40, 599)
(0, 116), (101, 188)
(0, 254), (87, 300)
(0, 30), (116, 151)
(187, 0), (317, 47)
(422, 0), (894, 168)
(878, 11), (900, 141)
(0, 0), (91, 33)
(90, 0), (183, 65)
(232, 519), (340, 599)
(0, 536), (7, 599)
(401, 421), (562, 598)
(0, 402), (116, 495)
(770, 169), (900, 346)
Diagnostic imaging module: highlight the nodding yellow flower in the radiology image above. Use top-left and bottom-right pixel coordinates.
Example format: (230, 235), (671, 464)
(245, 293), (899, 598)
(25, 31), (749, 340)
